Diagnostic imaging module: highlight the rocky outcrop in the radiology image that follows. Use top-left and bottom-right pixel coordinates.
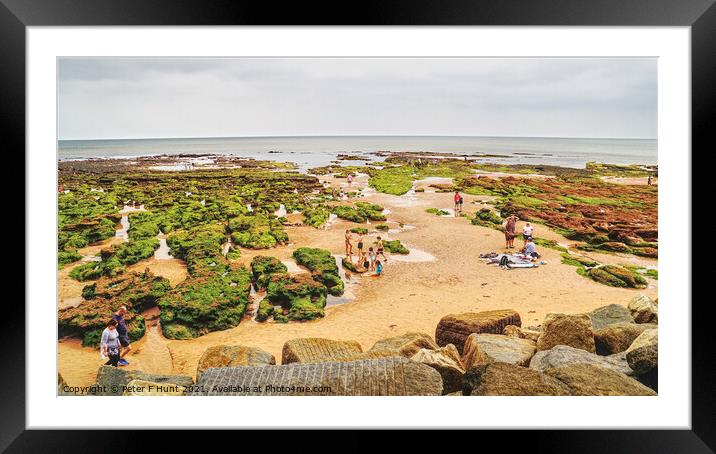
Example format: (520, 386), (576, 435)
(536, 313), (596, 353)
(368, 332), (439, 358)
(411, 344), (465, 394)
(461, 333), (536, 369)
(594, 322), (657, 355)
(197, 345), (276, 379)
(90, 366), (194, 396)
(192, 357), (443, 396)
(625, 329), (658, 375)
(123, 379), (187, 396)
(436, 309), (521, 354)
(503, 325), (540, 343)
(628, 294), (658, 324)
(588, 304), (634, 330)
(342, 257), (368, 273)
(545, 363), (656, 396)
(464, 363), (570, 396)
(529, 345), (633, 376)
(281, 338), (363, 364)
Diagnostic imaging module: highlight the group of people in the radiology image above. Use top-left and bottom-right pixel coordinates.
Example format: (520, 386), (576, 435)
(99, 306), (133, 367)
(345, 230), (386, 276)
(504, 215), (540, 259)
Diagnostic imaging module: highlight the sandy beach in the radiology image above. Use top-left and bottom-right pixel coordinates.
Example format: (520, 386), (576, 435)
(57, 171), (657, 388)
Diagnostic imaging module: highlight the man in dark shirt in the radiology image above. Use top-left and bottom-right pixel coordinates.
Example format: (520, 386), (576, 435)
(112, 306), (132, 366)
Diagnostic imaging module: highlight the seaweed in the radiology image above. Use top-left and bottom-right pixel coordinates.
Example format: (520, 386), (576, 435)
(292, 247), (344, 296)
(251, 256), (288, 291)
(382, 239), (409, 255)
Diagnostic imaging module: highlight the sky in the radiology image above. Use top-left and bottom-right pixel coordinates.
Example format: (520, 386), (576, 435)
(58, 57), (657, 140)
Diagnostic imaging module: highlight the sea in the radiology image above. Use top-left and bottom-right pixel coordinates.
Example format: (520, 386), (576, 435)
(57, 136), (657, 170)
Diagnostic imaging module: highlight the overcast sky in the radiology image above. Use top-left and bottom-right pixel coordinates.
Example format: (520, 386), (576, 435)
(58, 57), (656, 140)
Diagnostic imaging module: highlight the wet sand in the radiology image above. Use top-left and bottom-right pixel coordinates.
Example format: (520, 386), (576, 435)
(58, 174), (658, 387)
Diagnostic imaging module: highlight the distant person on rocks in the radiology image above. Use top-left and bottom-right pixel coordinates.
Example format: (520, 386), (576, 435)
(112, 306), (132, 366)
(522, 222), (533, 247)
(100, 319), (121, 367)
(345, 230), (353, 258)
(504, 216), (517, 249)
(522, 237), (540, 260)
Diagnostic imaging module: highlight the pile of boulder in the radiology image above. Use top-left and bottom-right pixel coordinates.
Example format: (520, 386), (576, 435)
(60, 294), (658, 396)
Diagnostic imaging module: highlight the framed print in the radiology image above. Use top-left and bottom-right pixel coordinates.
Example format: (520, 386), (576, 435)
(6, 0), (714, 449)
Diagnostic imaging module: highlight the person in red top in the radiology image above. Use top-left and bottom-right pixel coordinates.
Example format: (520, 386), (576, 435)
(453, 191), (463, 216)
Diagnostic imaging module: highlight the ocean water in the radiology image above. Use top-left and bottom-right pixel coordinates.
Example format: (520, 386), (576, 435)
(57, 136), (657, 169)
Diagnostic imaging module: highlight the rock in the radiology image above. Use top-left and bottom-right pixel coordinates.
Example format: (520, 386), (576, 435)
(588, 304), (634, 330)
(594, 322), (657, 355)
(503, 324), (540, 343)
(545, 363), (656, 396)
(461, 333), (536, 369)
(193, 357), (443, 396)
(90, 366), (194, 396)
(625, 329), (658, 374)
(197, 345), (276, 379)
(411, 344), (465, 394)
(57, 373), (74, 395)
(436, 309), (522, 354)
(536, 313), (595, 353)
(368, 332), (439, 358)
(123, 379), (186, 396)
(530, 344), (633, 375)
(465, 363), (571, 396)
(628, 294), (658, 324)
(342, 257), (367, 273)
(281, 337), (363, 364)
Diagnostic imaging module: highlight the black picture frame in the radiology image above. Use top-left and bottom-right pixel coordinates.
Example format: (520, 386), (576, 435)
(5, 0), (712, 450)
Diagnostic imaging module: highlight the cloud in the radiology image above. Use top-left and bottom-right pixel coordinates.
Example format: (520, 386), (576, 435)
(58, 57), (656, 139)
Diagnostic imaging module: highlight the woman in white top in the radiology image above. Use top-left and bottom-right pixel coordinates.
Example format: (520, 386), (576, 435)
(101, 319), (122, 367)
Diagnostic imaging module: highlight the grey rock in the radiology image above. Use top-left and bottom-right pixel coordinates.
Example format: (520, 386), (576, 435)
(588, 304), (634, 330)
(529, 344), (634, 376)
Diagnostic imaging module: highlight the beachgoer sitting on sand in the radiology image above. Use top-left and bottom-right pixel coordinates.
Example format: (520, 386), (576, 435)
(368, 247), (376, 271)
(522, 222), (533, 247)
(100, 319), (121, 367)
(345, 230), (353, 258)
(375, 236), (388, 261)
(522, 237), (540, 260)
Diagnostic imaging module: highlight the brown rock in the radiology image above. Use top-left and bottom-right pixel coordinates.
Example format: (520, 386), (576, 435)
(466, 363), (571, 396)
(545, 363), (656, 396)
(436, 309), (522, 354)
(368, 332), (439, 358)
(628, 294), (658, 324)
(411, 344), (465, 394)
(461, 333), (536, 369)
(594, 322), (657, 355)
(503, 324), (540, 343)
(197, 345), (276, 379)
(281, 337), (363, 364)
(625, 328), (658, 374)
(536, 313), (596, 353)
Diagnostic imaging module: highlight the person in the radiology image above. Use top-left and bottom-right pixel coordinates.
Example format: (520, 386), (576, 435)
(522, 222), (533, 247)
(368, 247), (376, 271)
(453, 191), (463, 216)
(356, 233), (364, 256)
(522, 237), (540, 260)
(100, 319), (122, 367)
(504, 216), (517, 249)
(375, 236), (388, 261)
(347, 174), (353, 186)
(344, 229), (353, 258)
(374, 259), (384, 277)
(361, 249), (370, 270)
(647, 174), (653, 186)
(112, 306), (132, 366)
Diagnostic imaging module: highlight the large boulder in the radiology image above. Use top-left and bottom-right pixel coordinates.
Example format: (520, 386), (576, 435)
(503, 324), (540, 343)
(588, 304), (634, 330)
(529, 344), (633, 376)
(281, 337), (363, 364)
(197, 345), (276, 379)
(545, 363), (656, 396)
(435, 309), (521, 354)
(594, 322), (657, 355)
(536, 313), (595, 353)
(411, 344), (465, 394)
(193, 357), (443, 396)
(461, 333), (536, 369)
(90, 366), (194, 396)
(625, 329), (658, 374)
(123, 379), (186, 396)
(368, 332), (439, 358)
(464, 363), (571, 396)
(628, 294), (658, 324)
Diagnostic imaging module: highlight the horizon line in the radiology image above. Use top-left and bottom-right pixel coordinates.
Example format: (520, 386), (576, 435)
(58, 133), (657, 142)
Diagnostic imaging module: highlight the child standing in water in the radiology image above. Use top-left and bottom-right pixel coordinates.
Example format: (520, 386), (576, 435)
(344, 229), (353, 259)
(368, 247), (376, 271)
